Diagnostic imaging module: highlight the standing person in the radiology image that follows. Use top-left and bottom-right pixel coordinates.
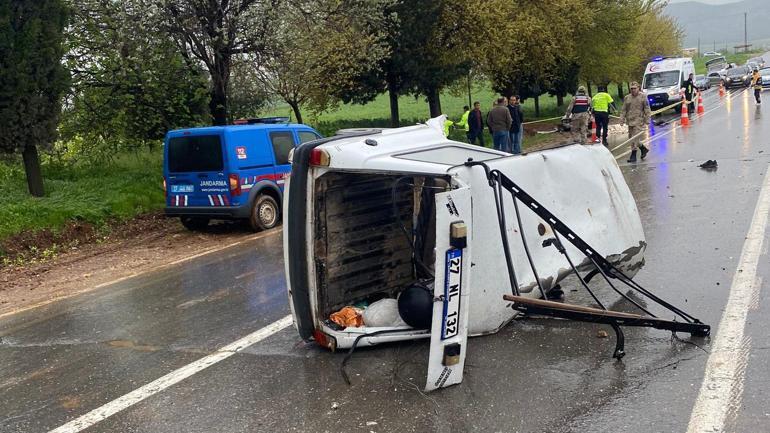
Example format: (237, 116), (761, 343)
(456, 105), (470, 141)
(683, 73), (697, 113)
(467, 102), (485, 146)
(751, 68), (762, 104)
(620, 81), (652, 163)
(592, 85), (616, 146)
(565, 86), (592, 145)
(487, 96), (512, 152)
(508, 95), (524, 154)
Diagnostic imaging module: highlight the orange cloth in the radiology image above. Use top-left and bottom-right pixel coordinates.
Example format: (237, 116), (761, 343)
(330, 306), (364, 328)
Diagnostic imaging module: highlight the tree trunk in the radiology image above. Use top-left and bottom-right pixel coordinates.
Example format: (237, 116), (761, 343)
(586, 81), (593, 97)
(388, 81), (400, 128)
(556, 94), (564, 107)
(22, 144), (45, 197)
(617, 82), (624, 100)
(427, 87), (442, 118)
(209, 53), (231, 126)
(288, 100), (303, 124)
(534, 96), (541, 117)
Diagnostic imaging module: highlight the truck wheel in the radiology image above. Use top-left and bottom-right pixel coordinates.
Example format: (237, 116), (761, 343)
(250, 195), (280, 231)
(180, 216), (210, 231)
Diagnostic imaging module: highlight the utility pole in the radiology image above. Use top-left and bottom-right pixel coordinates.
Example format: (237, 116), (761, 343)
(698, 36), (701, 56)
(744, 12), (748, 52)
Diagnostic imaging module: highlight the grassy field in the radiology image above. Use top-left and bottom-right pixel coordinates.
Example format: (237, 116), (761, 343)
(0, 151), (164, 246)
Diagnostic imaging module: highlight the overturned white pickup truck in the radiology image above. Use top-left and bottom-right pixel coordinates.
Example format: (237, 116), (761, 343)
(284, 118), (709, 391)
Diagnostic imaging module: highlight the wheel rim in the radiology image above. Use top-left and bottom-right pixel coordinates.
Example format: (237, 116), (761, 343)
(258, 202), (277, 227)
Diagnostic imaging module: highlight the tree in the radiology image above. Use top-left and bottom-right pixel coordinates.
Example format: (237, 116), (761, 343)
(0, 0), (69, 197)
(252, 0), (390, 124)
(480, 0), (592, 116)
(63, 0), (209, 157)
(159, 0), (281, 125)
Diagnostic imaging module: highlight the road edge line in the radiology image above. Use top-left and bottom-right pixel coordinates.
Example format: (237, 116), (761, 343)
(686, 165), (770, 432)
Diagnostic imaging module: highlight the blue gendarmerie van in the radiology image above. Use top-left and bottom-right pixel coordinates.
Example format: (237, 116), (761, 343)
(163, 117), (322, 231)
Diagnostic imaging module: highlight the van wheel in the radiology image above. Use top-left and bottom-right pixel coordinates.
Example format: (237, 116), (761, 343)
(250, 195), (280, 231)
(180, 217), (209, 231)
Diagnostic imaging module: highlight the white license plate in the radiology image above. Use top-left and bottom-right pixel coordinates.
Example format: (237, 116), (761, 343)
(441, 248), (462, 340)
(171, 184), (194, 193)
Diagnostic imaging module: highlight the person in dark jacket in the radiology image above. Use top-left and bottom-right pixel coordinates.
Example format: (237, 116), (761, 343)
(467, 101), (485, 146)
(507, 95), (524, 154)
(487, 97), (512, 152)
(683, 73), (697, 113)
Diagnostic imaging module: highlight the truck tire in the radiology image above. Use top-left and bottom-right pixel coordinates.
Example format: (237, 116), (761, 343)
(180, 216), (210, 231)
(249, 195), (280, 231)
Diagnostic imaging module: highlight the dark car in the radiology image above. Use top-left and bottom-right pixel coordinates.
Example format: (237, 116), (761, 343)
(748, 56), (765, 68)
(695, 74), (710, 90)
(724, 66), (750, 88)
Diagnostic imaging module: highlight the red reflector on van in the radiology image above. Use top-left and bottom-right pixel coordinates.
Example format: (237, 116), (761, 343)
(229, 174), (241, 196)
(309, 148), (330, 166)
(312, 329), (337, 351)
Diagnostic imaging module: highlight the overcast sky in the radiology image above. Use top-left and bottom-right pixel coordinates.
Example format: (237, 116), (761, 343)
(668, 0), (740, 4)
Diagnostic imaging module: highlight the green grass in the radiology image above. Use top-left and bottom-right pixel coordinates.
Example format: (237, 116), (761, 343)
(0, 150), (164, 243)
(693, 50), (764, 75)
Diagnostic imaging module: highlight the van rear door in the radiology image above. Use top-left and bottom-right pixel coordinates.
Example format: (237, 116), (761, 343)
(166, 133), (227, 207)
(267, 130), (297, 189)
(425, 187), (472, 391)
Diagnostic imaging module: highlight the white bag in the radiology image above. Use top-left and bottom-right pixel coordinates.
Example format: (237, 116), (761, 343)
(362, 298), (408, 327)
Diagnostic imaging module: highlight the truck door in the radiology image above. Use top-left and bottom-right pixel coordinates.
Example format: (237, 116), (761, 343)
(425, 186), (472, 392)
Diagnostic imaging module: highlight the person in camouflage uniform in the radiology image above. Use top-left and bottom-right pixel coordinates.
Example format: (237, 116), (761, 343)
(620, 81), (651, 163)
(565, 86), (592, 145)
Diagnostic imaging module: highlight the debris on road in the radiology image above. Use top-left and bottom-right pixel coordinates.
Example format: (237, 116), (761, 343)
(699, 160), (719, 169)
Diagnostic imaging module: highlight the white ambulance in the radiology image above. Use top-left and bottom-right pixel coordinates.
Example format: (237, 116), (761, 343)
(642, 57), (696, 112)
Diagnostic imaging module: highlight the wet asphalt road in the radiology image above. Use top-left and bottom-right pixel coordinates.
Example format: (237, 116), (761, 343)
(2, 84), (770, 433)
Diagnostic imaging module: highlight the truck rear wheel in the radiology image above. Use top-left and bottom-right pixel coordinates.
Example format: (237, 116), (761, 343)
(249, 195), (280, 231)
(180, 216), (210, 231)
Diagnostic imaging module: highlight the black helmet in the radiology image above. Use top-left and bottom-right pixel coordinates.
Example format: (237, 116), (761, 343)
(398, 284), (433, 329)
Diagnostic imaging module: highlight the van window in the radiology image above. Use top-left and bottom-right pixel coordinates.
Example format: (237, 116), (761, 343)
(643, 71), (679, 89)
(168, 135), (223, 173)
(270, 131), (295, 165)
(298, 131), (321, 144)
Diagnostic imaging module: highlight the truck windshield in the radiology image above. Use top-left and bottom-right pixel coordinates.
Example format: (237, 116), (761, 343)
(168, 135), (223, 173)
(643, 71), (679, 89)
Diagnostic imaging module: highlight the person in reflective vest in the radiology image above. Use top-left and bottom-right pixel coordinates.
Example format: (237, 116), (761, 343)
(565, 86), (592, 145)
(591, 85), (616, 146)
(751, 68), (762, 104)
(456, 106), (471, 142)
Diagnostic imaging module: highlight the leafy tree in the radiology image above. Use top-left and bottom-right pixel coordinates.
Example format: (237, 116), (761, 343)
(0, 0), (69, 197)
(62, 0), (209, 159)
(253, 0), (391, 124)
(159, 0), (281, 125)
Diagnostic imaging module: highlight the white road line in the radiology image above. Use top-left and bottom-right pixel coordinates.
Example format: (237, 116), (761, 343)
(686, 167), (770, 433)
(48, 315), (293, 433)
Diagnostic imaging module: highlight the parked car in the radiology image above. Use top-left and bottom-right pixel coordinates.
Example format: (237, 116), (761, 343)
(703, 51), (722, 57)
(707, 71), (726, 87)
(694, 74), (711, 90)
(724, 66), (751, 88)
(163, 118), (322, 231)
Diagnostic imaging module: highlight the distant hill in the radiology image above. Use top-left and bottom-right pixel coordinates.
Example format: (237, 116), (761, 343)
(664, 0), (770, 49)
